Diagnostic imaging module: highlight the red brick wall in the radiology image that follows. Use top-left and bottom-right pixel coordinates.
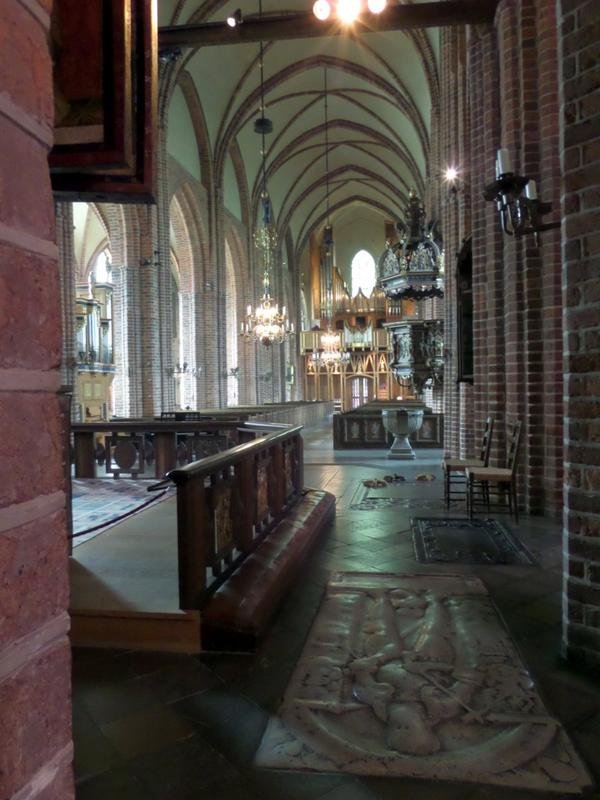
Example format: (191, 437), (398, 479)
(442, 1), (564, 516)
(0, 0), (74, 797)
(560, 0), (600, 670)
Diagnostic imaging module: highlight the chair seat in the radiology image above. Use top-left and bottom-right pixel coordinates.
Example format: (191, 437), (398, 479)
(466, 466), (512, 482)
(443, 458), (485, 472)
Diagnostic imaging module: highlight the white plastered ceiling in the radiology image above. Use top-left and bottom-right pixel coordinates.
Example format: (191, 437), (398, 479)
(164, 1), (439, 270)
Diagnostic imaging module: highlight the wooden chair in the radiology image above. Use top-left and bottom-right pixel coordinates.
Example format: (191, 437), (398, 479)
(466, 420), (522, 521)
(442, 416), (494, 508)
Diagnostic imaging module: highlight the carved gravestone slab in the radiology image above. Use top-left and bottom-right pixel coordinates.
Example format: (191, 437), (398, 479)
(255, 573), (591, 793)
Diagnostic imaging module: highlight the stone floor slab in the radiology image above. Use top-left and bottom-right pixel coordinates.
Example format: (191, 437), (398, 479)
(255, 572), (592, 794)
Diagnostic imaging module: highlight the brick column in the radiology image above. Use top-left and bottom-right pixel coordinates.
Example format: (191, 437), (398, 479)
(180, 291), (197, 409)
(56, 202), (76, 392)
(138, 207), (163, 416)
(155, 121), (176, 413)
(560, 0), (600, 670)
(112, 265), (143, 417)
(469, 25), (506, 466)
(0, 1), (74, 797)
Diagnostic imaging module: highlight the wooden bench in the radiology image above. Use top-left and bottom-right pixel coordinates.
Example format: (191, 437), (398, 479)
(201, 488), (335, 650)
(167, 422), (335, 651)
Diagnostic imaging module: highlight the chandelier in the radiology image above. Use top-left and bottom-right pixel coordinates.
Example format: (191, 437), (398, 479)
(311, 329), (350, 370)
(239, 0), (293, 347)
(241, 269), (294, 346)
(310, 67), (349, 371)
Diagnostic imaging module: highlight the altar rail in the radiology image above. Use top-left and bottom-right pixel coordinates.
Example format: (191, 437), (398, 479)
(72, 419), (241, 479)
(71, 401), (332, 479)
(166, 421), (304, 610)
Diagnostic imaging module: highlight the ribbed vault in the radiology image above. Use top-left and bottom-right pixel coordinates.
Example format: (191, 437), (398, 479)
(161, 0), (439, 262)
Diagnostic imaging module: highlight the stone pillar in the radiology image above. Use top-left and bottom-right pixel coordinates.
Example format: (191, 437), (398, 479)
(560, 0), (600, 670)
(0, 1), (74, 797)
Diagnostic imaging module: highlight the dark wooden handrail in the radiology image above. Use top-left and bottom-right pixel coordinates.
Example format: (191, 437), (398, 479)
(168, 421), (305, 610)
(72, 419), (241, 433)
(167, 423), (303, 485)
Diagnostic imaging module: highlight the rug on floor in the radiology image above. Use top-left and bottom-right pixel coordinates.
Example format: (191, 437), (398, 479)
(350, 497), (454, 511)
(71, 478), (172, 546)
(412, 517), (536, 566)
(255, 572), (591, 794)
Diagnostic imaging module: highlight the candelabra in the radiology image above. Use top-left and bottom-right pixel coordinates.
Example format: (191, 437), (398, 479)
(166, 362), (202, 377)
(483, 148), (560, 245)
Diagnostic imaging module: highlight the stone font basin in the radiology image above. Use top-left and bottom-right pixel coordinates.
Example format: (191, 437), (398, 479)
(382, 407), (424, 460)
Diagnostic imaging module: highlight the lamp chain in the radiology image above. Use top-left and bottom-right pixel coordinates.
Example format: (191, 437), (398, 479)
(324, 66), (330, 226)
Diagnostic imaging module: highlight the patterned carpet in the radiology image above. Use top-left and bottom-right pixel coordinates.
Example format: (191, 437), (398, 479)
(255, 572), (591, 793)
(71, 479), (172, 547)
(412, 517), (536, 565)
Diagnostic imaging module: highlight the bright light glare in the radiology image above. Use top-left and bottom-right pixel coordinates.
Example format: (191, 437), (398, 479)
(313, 0), (332, 20)
(337, 0), (361, 23)
(226, 15), (236, 26)
(444, 166), (459, 182)
(367, 0), (387, 12)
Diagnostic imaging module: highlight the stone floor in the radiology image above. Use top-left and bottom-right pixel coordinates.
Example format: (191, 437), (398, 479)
(72, 421), (600, 800)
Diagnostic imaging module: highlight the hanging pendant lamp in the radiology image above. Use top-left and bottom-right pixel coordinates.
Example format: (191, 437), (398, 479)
(240, 0), (293, 347)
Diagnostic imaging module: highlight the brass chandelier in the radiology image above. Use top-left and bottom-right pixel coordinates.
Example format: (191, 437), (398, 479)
(240, 0), (293, 347)
(241, 268), (294, 347)
(311, 67), (348, 370)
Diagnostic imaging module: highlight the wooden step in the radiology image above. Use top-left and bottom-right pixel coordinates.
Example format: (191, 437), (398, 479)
(70, 608), (201, 653)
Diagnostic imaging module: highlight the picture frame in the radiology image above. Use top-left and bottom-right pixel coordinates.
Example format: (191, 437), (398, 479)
(50, 0), (157, 203)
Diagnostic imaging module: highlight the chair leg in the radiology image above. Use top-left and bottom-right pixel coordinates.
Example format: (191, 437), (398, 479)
(444, 468), (449, 509)
(468, 474), (474, 519)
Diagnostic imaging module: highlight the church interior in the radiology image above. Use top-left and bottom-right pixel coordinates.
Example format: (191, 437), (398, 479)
(2, 0), (600, 798)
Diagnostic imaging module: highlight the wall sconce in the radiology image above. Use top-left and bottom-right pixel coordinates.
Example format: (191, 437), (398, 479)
(442, 165), (463, 199)
(483, 148), (559, 245)
(166, 362), (203, 377)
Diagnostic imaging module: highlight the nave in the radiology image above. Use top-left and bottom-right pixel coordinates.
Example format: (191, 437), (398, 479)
(72, 420), (600, 800)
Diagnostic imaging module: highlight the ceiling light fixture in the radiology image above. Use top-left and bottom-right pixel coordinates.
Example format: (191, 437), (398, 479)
(337, 0), (361, 23)
(312, 67), (349, 371)
(367, 0), (387, 12)
(312, 0), (386, 22)
(312, 0), (332, 20)
(226, 8), (242, 27)
(241, 0), (293, 347)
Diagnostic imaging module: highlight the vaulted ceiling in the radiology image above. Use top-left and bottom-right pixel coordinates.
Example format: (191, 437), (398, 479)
(161, 1), (440, 262)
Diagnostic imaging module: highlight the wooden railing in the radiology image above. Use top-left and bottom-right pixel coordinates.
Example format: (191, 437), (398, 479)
(72, 419), (242, 479)
(166, 422), (304, 609)
(71, 401), (332, 479)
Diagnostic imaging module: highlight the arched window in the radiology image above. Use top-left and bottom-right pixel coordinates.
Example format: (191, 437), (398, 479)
(170, 255), (183, 408)
(225, 241), (238, 406)
(351, 250), (376, 297)
(93, 247), (112, 283)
